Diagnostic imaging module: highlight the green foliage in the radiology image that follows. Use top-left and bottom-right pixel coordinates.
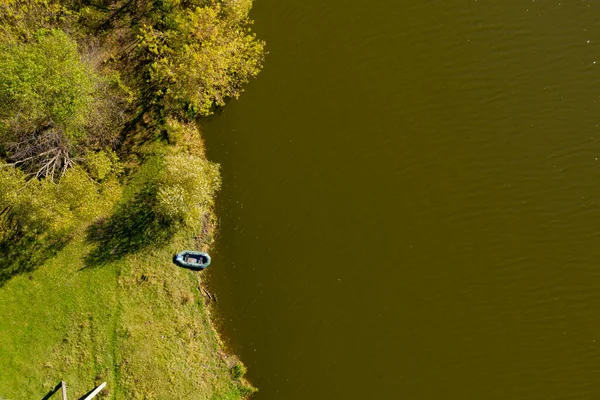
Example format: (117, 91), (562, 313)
(85, 153), (220, 265)
(165, 119), (207, 156)
(123, 153), (221, 227)
(135, 0), (265, 117)
(0, 165), (68, 239)
(231, 361), (247, 379)
(0, 163), (119, 239)
(0, 161), (121, 282)
(155, 153), (221, 224)
(0, 0), (69, 43)
(84, 150), (123, 182)
(0, 28), (113, 181)
(0, 0), (261, 396)
(58, 166), (122, 223)
(0, 29), (95, 140)
(221, 0), (254, 23)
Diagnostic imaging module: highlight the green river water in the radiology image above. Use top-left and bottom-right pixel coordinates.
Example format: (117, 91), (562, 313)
(203, 1), (600, 399)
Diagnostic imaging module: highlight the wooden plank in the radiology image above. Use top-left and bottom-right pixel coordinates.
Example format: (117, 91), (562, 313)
(82, 382), (106, 400)
(61, 381), (67, 400)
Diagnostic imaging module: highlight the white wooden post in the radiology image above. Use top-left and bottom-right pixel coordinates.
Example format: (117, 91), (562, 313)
(61, 381), (67, 400)
(82, 382), (106, 400)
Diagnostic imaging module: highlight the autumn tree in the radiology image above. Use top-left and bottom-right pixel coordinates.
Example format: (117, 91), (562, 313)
(129, 0), (265, 118)
(123, 152), (221, 228)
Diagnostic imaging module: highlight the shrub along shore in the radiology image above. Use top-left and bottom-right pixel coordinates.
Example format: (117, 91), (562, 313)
(0, 0), (264, 398)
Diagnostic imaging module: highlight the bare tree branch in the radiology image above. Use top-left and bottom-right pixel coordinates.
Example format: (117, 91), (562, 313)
(5, 123), (76, 181)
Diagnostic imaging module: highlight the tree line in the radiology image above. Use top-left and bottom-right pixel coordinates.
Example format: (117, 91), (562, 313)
(0, 0), (264, 281)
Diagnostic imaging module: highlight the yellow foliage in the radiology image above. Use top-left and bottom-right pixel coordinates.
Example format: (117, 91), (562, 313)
(84, 150), (123, 181)
(0, 0), (68, 43)
(165, 119), (206, 156)
(136, 1), (265, 116)
(155, 153), (221, 226)
(222, 0), (253, 23)
(0, 162), (122, 242)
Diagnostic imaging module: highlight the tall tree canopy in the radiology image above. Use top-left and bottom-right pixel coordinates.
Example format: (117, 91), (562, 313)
(0, 29), (97, 180)
(136, 2), (265, 117)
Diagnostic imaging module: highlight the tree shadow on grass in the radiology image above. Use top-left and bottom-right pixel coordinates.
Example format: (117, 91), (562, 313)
(0, 233), (67, 287)
(84, 189), (178, 267)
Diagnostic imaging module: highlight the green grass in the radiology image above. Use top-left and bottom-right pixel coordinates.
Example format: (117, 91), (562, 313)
(0, 230), (254, 399)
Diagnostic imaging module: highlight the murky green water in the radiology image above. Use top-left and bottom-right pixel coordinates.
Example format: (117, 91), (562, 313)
(203, 1), (600, 399)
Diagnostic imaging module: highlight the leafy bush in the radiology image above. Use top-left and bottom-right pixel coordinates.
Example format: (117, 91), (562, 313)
(155, 153), (221, 225)
(165, 119), (207, 156)
(135, 0), (265, 117)
(0, 29), (95, 138)
(125, 152), (221, 229)
(0, 162), (120, 241)
(84, 150), (123, 182)
(0, 161), (121, 281)
(0, 29), (98, 180)
(231, 361), (247, 379)
(0, 0), (68, 43)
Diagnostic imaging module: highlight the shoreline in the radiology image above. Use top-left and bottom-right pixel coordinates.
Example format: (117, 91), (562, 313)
(0, 0), (263, 396)
(0, 218), (255, 398)
(194, 208), (257, 396)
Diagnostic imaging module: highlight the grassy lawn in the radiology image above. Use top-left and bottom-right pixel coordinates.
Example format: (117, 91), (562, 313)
(0, 231), (252, 399)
